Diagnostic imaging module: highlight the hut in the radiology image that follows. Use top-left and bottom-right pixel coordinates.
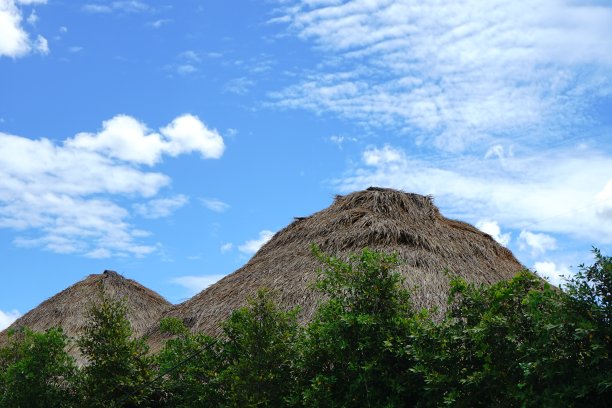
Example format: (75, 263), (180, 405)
(0, 270), (170, 362)
(160, 187), (524, 338)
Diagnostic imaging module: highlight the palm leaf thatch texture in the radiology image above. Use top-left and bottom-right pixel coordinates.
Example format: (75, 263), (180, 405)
(0, 270), (170, 361)
(162, 187), (524, 338)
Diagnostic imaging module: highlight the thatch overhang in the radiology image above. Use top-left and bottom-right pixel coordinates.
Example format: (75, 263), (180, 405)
(154, 187), (524, 342)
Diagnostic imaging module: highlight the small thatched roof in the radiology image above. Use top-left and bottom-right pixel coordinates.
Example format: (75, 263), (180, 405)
(0, 270), (171, 362)
(154, 187), (524, 341)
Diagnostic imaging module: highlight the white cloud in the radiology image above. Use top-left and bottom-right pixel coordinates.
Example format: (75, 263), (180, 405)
(533, 261), (569, 287)
(82, 4), (112, 13)
(0, 0), (49, 58)
(238, 230), (275, 254)
(83, 1), (149, 14)
(171, 274), (226, 296)
(26, 9), (36, 25)
(200, 198), (229, 213)
(134, 195), (188, 219)
(0, 309), (20, 330)
(67, 114), (224, 165)
(175, 64), (197, 75)
(220, 242), (233, 253)
(337, 144), (612, 245)
(329, 135), (357, 148)
(519, 230), (557, 256)
(34, 33), (47, 54)
(224, 77), (255, 95)
(0, 114), (225, 257)
(272, 0), (612, 150)
(596, 180), (612, 220)
(476, 220), (511, 246)
(178, 50), (201, 63)
(149, 18), (171, 28)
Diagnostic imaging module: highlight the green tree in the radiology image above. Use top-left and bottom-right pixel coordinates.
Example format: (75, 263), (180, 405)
(411, 252), (612, 407)
(158, 290), (300, 408)
(156, 318), (225, 407)
(300, 247), (423, 407)
(0, 327), (78, 408)
(219, 289), (301, 407)
(78, 293), (156, 407)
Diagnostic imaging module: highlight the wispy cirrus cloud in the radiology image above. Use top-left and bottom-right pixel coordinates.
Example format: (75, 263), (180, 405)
(134, 195), (189, 219)
(82, 1), (150, 14)
(0, 114), (225, 258)
(272, 0), (612, 151)
(200, 198), (230, 213)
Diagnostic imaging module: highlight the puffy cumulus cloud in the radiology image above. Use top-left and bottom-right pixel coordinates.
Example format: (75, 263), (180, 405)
(476, 220), (511, 246)
(272, 0), (612, 150)
(0, 309), (20, 330)
(238, 230), (275, 255)
(519, 230), (557, 256)
(200, 198), (230, 213)
(337, 144), (612, 245)
(134, 195), (188, 219)
(0, 114), (225, 258)
(533, 261), (569, 287)
(171, 274), (226, 296)
(0, 0), (49, 58)
(67, 114), (224, 166)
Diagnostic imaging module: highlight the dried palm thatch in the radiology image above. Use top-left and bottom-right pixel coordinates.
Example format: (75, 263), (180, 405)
(0, 270), (171, 362)
(154, 187), (524, 342)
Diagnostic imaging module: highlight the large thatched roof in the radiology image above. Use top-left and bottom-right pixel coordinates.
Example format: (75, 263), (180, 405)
(0, 270), (171, 361)
(158, 187), (524, 339)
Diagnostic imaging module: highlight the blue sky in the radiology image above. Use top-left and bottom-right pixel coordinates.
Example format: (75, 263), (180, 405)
(1, 0), (611, 329)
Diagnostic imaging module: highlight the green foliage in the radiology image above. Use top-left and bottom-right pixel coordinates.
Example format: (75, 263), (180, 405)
(1, 248), (610, 407)
(158, 290), (300, 408)
(299, 246), (423, 407)
(78, 292), (156, 407)
(156, 318), (225, 407)
(411, 258), (612, 407)
(219, 289), (301, 407)
(0, 327), (78, 408)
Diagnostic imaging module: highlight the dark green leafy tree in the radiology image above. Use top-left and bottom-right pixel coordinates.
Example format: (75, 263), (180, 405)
(299, 247), (423, 407)
(158, 290), (300, 408)
(411, 251), (612, 407)
(218, 289), (301, 407)
(156, 317), (225, 407)
(0, 327), (78, 408)
(78, 292), (157, 407)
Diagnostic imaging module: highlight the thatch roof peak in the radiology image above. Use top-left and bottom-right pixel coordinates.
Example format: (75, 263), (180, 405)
(152, 187), (524, 342)
(1, 270), (171, 363)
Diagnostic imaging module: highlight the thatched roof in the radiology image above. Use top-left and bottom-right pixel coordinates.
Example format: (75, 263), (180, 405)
(155, 187), (524, 340)
(0, 270), (171, 361)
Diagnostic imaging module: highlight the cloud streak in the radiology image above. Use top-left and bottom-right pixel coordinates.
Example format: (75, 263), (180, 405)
(272, 0), (612, 151)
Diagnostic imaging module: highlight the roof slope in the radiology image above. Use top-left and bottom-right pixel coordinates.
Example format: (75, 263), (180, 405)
(161, 187), (524, 338)
(1, 270), (171, 359)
